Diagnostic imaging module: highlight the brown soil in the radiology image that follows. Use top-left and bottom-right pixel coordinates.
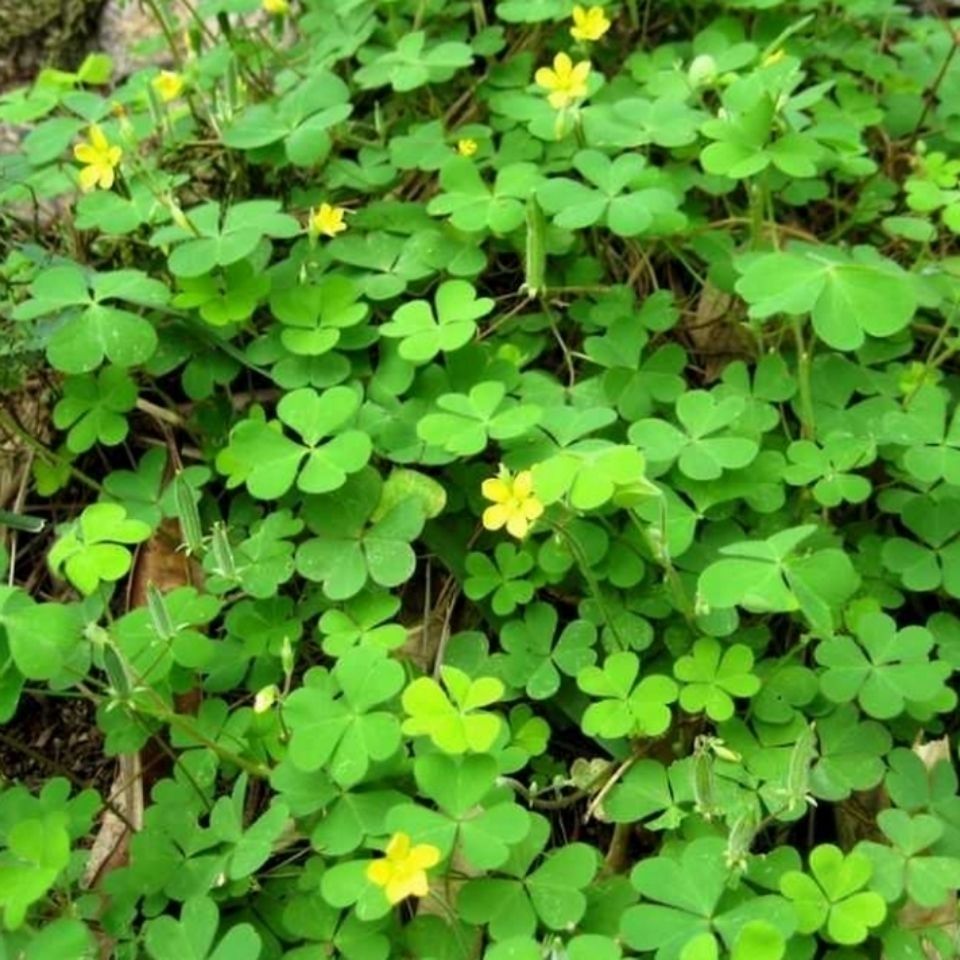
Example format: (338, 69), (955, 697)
(0, 692), (115, 797)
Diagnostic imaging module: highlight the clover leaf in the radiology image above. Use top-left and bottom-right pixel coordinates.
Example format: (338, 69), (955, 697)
(883, 385), (960, 486)
(498, 604), (597, 700)
(537, 149), (683, 237)
(815, 611), (954, 720)
(809, 705), (891, 802)
(144, 897), (261, 960)
(428, 158), (541, 234)
(150, 200), (300, 278)
(622, 837), (795, 960)
(0, 811), (71, 929)
(697, 525), (860, 636)
(417, 381), (541, 457)
(735, 243), (917, 351)
(354, 31), (473, 92)
(881, 486), (960, 599)
(700, 89), (824, 179)
(219, 386), (371, 499)
(532, 443), (656, 510)
(858, 809), (960, 908)
(318, 590), (407, 657)
(173, 259), (270, 327)
(0, 590), (84, 682)
(674, 639), (761, 722)
(13, 264), (166, 372)
(283, 645), (405, 787)
(52, 366), (137, 453)
(387, 753), (532, 870)
(629, 390), (759, 481)
(402, 665), (504, 754)
(47, 502), (151, 595)
(783, 435), (874, 507)
(295, 468), (425, 600)
(780, 845), (886, 945)
(269, 274), (368, 356)
(458, 814), (598, 939)
(577, 652), (678, 739)
(222, 70), (352, 166)
(380, 279), (493, 364)
(465, 543), (537, 617)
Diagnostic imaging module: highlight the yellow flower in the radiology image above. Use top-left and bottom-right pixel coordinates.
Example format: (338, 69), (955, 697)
(534, 52), (591, 110)
(73, 125), (122, 193)
(152, 70), (184, 102)
(262, 0), (289, 13)
(570, 5), (611, 42)
(482, 467), (544, 540)
(367, 832), (441, 904)
(310, 202), (348, 238)
(762, 48), (786, 67)
(457, 137), (478, 157)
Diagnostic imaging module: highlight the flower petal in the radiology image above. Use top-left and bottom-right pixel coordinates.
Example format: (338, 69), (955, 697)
(506, 512), (530, 539)
(483, 504), (510, 531)
(554, 52), (573, 75)
(572, 61), (592, 84)
(73, 144), (98, 164)
(78, 165), (101, 192)
(522, 497), (544, 520)
(512, 471), (534, 498)
(88, 125), (108, 150)
(481, 478), (511, 503)
(386, 832), (410, 861)
(534, 67), (557, 90)
(367, 859), (393, 887)
(409, 843), (441, 870)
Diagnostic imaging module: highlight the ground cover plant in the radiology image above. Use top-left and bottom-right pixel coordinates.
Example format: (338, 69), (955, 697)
(1, 0), (960, 956)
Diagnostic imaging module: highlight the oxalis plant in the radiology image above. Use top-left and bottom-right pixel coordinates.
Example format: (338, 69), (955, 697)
(2, 0), (960, 957)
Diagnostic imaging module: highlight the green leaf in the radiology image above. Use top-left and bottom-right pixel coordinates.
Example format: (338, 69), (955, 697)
(674, 639), (761, 722)
(144, 897), (261, 960)
(736, 244), (917, 351)
(380, 280), (493, 363)
(780, 844), (886, 945)
(402, 665), (504, 754)
(283, 645), (405, 786)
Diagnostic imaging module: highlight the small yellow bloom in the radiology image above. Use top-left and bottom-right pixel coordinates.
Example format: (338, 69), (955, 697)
(310, 202), (348, 238)
(534, 52), (591, 111)
(152, 70), (184, 102)
(762, 48), (786, 67)
(482, 467), (544, 540)
(263, 0), (289, 12)
(570, 5), (611, 42)
(73, 124), (122, 193)
(457, 138), (478, 157)
(367, 832), (441, 905)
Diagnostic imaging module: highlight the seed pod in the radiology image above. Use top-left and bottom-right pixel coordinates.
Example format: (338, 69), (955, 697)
(146, 583), (176, 641)
(210, 522), (237, 580)
(523, 194), (547, 299)
(174, 471), (204, 556)
(785, 721), (818, 815)
(725, 804), (759, 870)
(692, 736), (719, 820)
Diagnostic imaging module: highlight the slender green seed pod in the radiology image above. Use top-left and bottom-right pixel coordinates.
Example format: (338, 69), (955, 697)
(146, 583), (176, 641)
(103, 645), (131, 700)
(210, 522), (237, 580)
(523, 194), (547, 299)
(692, 736), (719, 820)
(786, 721), (818, 813)
(174, 472), (204, 556)
(725, 803), (759, 870)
